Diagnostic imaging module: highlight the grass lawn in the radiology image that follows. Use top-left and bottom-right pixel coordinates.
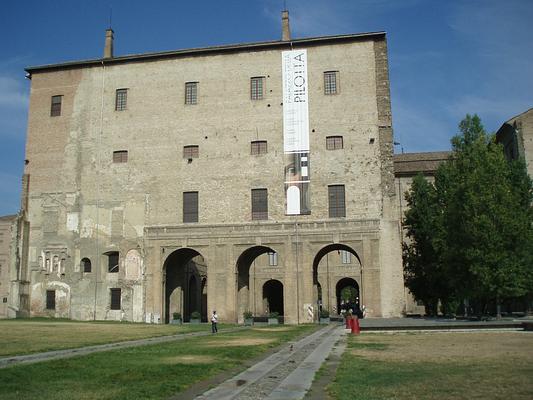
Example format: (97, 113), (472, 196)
(0, 319), (232, 356)
(329, 331), (533, 400)
(0, 324), (317, 400)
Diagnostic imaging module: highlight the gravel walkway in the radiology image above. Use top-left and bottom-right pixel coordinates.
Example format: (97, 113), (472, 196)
(195, 324), (344, 400)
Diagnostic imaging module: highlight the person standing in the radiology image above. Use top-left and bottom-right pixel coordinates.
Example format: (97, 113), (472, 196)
(211, 310), (218, 333)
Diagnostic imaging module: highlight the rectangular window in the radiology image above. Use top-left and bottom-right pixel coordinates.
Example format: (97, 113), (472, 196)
(113, 150), (128, 163)
(251, 140), (267, 155)
(110, 288), (121, 310)
(185, 82), (198, 105)
(251, 188), (268, 220)
(183, 145), (199, 159)
(340, 250), (351, 264)
(326, 136), (343, 150)
(115, 89), (128, 111)
(324, 71), (338, 95)
(268, 252), (278, 266)
(250, 77), (264, 100)
(46, 290), (56, 310)
(328, 185), (346, 218)
(107, 252), (119, 273)
(183, 191), (199, 223)
(50, 95), (62, 116)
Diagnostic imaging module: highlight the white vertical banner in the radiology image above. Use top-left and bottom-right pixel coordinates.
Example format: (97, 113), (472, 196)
(282, 50), (309, 153)
(282, 49), (311, 215)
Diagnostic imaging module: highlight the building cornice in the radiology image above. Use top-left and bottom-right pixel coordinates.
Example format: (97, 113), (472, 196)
(25, 31), (386, 75)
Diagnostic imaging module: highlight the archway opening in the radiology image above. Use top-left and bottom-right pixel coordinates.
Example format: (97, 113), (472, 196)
(263, 279), (284, 315)
(336, 277), (360, 314)
(236, 245), (278, 321)
(312, 244), (361, 316)
(163, 248), (207, 323)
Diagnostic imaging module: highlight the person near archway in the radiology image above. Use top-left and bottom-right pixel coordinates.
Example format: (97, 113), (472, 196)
(211, 310), (218, 333)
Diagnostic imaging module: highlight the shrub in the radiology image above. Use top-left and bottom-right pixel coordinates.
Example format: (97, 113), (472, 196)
(172, 312), (182, 320)
(243, 310), (253, 319)
(191, 311), (201, 319)
(268, 311), (280, 319)
(320, 309), (330, 318)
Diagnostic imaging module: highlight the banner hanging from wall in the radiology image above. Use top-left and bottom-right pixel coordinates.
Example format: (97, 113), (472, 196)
(282, 49), (311, 215)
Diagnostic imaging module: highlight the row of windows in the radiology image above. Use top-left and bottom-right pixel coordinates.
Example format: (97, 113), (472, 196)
(112, 136), (344, 164)
(49, 71), (339, 116)
(46, 288), (122, 310)
(182, 184), (345, 223)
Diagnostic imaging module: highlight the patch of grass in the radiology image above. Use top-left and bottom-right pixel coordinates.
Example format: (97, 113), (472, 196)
(0, 324), (317, 400)
(328, 332), (533, 400)
(0, 319), (235, 356)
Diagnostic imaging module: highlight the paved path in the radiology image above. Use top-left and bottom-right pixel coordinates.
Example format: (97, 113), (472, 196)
(0, 327), (245, 369)
(195, 324), (345, 400)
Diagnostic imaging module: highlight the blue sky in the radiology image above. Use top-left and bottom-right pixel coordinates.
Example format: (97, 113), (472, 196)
(0, 0), (532, 215)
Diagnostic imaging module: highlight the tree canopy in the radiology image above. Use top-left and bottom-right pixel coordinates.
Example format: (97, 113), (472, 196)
(403, 114), (533, 316)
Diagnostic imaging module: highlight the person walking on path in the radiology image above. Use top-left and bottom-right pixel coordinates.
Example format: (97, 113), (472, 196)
(211, 310), (218, 333)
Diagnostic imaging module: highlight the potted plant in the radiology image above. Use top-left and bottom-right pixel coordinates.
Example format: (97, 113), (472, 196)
(268, 311), (280, 325)
(190, 311), (201, 324)
(243, 310), (254, 326)
(171, 312), (182, 325)
(319, 309), (330, 324)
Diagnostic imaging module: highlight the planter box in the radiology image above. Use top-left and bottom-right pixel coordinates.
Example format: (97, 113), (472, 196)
(244, 318), (254, 326)
(190, 319), (201, 324)
(268, 318), (279, 325)
(170, 319), (182, 325)
(320, 317), (330, 324)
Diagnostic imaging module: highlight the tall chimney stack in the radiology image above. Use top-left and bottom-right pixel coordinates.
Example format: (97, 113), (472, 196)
(104, 28), (114, 59)
(282, 10), (291, 41)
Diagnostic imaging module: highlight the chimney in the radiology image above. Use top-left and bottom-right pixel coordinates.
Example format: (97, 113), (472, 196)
(282, 10), (291, 41)
(104, 28), (114, 59)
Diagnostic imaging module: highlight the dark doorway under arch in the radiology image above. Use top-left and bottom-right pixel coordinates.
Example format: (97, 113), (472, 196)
(263, 279), (284, 315)
(336, 277), (360, 314)
(163, 248), (207, 323)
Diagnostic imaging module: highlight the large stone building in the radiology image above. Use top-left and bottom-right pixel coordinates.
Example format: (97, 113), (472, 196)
(496, 107), (533, 174)
(13, 13), (407, 323)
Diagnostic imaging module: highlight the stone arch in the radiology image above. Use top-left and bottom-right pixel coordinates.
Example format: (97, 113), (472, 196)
(235, 245), (279, 322)
(312, 244), (361, 315)
(163, 248), (207, 323)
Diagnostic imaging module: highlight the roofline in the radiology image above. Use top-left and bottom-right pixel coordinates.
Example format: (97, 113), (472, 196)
(25, 31), (386, 74)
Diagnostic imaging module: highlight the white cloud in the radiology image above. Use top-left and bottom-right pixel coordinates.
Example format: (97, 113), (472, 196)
(0, 75), (28, 108)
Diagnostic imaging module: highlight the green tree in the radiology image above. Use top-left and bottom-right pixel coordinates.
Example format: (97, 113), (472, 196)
(403, 174), (449, 315)
(436, 114), (533, 317)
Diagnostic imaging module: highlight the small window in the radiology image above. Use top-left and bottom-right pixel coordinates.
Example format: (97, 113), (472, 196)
(324, 71), (338, 95)
(326, 136), (343, 150)
(115, 89), (128, 111)
(251, 188), (268, 220)
(251, 77), (264, 100)
(110, 288), (121, 310)
(185, 82), (198, 105)
(50, 95), (62, 116)
(251, 140), (267, 155)
(81, 258), (91, 273)
(183, 145), (199, 159)
(113, 150), (128, 163)
(46, 290), (56, 310)
(340, 250), (351, 264)
(328, 185), (346, 218)
(268, 252), (278, 266)
(183, 191), (199, 223)
(107, 252), (119, 273)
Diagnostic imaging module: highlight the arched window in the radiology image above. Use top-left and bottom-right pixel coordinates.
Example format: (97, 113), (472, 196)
(81, 258), (92, 273)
